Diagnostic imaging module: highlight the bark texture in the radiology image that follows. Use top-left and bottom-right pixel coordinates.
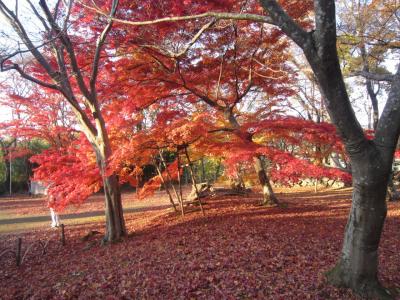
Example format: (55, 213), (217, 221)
(253, 156), (278, 205)
(103, 174), (126, 242)
(326, 146), (392, 299)
(95, 128), (127, 243)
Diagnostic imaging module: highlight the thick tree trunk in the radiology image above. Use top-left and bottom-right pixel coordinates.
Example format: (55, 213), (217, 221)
(327, 150), (393, 299)
(102, 173), (126, 243)
(253, 156), (278, 206)
(94, 137), (126, 243)
(259, 2), (400, 298)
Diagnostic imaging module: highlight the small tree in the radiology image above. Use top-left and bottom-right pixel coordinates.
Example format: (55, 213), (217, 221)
(0, 0), (126, 242)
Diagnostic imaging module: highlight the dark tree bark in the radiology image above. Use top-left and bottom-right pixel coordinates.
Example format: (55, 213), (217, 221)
(102, 173), (126, 241)
(259, 1), (400, 298)
(95, 135), (127, 242)
(326, 143), (393, 299)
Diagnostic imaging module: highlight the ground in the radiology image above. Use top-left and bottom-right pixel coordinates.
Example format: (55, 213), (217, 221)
(0, 187), (399, 299)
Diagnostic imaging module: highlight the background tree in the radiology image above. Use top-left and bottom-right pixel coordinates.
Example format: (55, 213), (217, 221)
(337, 0), (400, 130)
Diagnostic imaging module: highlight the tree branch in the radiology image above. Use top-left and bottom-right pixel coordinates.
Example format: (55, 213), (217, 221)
(7, 64), (61, 91)
(350, 70), (394, 82)
(375, 63), (400, 155)
(258, 0), (311, 49)
(90, 0), (119, 96)
(0, 1), (59, 80)
(77, 0), (275, 26)
(39, 0), (92, 101)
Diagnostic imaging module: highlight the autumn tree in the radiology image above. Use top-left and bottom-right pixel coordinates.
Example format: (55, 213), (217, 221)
(101, 0), (399, 297)
(105, 0), (315, 205)
(0, 0), (126, 242)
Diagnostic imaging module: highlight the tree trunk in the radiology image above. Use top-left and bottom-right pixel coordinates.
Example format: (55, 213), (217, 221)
(200, 158), (206, 183)
(326, 149), (393, 299)
(155, 162), (178, 212)
(102, 173), (126, 243)
(225, 109), (279, 205)
(4, 158), (11, 194)
(387, 172), (400, 201)
(184, 147), (205, 215)
(94, 137), (126, 243)
(253, 156), (278, 206)
(214, 159), (221, 182)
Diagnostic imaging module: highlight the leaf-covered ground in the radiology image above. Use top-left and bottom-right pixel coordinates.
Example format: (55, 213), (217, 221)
(0, 188), (399, 299)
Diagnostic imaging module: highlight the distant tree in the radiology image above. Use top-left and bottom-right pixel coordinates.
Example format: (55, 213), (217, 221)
(337, 0), (399, 130)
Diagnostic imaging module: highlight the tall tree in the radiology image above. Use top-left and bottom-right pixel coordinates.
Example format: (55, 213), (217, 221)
(258, 1), (399, 298)
(0, 0), (126, 242)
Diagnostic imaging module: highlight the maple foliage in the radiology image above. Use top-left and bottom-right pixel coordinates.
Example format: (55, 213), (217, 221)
(0, 0), (356, 206)
(30, 137), (101, 210)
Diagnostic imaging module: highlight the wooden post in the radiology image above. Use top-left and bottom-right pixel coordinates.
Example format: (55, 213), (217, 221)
(16, 238), (22, 266)
(61, 224), (66, 246)
(184, 147), (205, 215)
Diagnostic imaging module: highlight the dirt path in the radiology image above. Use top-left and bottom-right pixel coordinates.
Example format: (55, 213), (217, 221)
(0, 204), (171, 225)
(0, 190), (180, 233)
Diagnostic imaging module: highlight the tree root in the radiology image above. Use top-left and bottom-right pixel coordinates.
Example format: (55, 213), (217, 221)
(326, 263), (394, 300)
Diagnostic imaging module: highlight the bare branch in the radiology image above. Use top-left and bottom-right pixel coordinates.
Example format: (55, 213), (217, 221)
(90, 0), (119, 96)
(76, 0), (275, 26)
(39, 0), (92, 101)
(258, 0), (311, 49)
(7, 63), (61, 90)
(26, 0), (50, 32)
(0, 0), (59, 79)
(350, 71), (394, 82)
(171, 19), (216, 58)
